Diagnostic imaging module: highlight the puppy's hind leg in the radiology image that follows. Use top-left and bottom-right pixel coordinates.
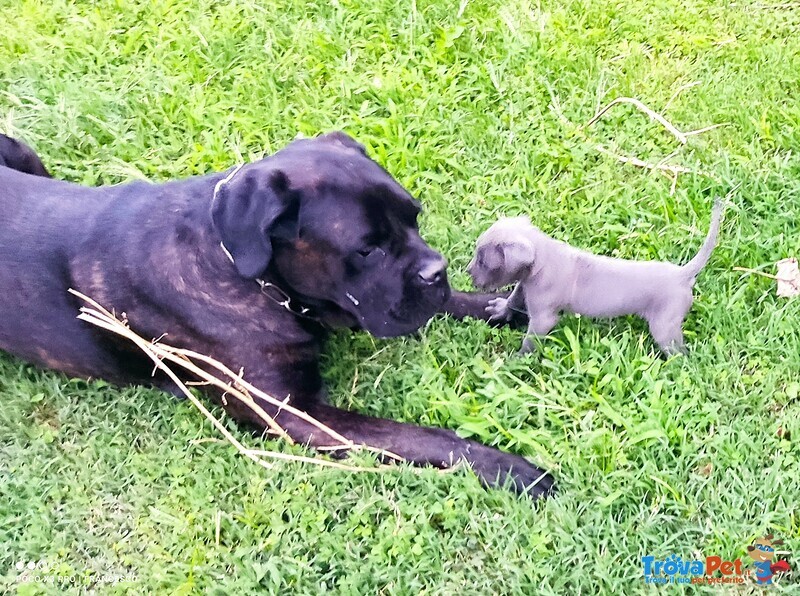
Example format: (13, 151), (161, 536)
(519, 310), (560, 355)
(646, 304), (691, 356)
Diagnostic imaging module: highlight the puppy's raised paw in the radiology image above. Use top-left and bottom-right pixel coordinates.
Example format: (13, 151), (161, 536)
(486, 297), (512, 323)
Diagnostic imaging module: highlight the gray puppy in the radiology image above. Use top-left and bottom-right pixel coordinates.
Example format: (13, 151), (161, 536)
(468, 201), (724, 355)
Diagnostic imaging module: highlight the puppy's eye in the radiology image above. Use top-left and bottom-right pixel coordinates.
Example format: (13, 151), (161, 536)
(358, 248), (374, 257)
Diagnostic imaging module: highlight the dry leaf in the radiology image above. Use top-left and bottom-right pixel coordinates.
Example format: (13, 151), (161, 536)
(776, 257), (800, 297)
(695, 463), (713, 477)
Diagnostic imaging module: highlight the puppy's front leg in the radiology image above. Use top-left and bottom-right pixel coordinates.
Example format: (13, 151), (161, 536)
(441, 290), (527, 328)
(519, 310), (560, 355)
(486, 283), (526, 323)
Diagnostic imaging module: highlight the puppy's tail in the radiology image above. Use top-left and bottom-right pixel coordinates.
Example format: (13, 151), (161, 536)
(682, 199), (725, 278)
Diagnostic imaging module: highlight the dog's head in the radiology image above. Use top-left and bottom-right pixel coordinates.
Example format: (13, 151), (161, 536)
(467, 217), (536, 291)
(210, 131), (450, 338)
(747, 535), (782, 563)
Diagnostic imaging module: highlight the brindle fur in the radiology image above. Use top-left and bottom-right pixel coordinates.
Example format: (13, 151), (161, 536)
(0, 132), (554, 497)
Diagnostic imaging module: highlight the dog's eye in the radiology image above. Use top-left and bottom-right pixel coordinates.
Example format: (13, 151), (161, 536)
(356, 247), (386, 261)
(359, 247), (385, 257)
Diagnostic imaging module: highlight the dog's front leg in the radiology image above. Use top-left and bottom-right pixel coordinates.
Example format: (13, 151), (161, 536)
(289, 402), (555, 498)
(441, 290), (527, 328)
(216, 368), (553, 498)
(208, 338), (553, 497)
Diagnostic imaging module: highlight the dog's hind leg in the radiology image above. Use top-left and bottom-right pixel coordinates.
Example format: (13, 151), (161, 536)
(646, 297), (692, 356)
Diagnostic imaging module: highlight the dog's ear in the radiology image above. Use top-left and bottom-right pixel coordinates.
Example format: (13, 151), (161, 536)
(211, 166), (298, 279)
(317, 131), (367, 155)
(500, 239), (535, 274)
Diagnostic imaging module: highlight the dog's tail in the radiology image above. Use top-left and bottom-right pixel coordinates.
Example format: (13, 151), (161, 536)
(0, 133), (51, 178)
(682, 199), (725, 278)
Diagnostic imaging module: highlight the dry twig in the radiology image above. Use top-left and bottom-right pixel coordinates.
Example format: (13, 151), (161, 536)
(69, 289), (414, 474)
(547, 84), (725, 192)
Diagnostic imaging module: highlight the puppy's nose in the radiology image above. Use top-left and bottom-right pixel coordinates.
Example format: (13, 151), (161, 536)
(418, 257), (447, 285)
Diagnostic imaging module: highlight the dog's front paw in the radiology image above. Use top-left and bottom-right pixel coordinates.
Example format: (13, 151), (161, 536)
(486, 297), (512, 322)
(468, 444), (556, 499)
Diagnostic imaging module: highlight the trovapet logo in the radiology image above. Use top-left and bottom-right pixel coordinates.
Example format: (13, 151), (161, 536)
(642, 535), (791, 586)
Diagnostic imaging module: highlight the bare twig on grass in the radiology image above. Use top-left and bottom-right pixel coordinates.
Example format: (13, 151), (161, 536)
(69, 289), (415, 474)
(732, 266), (788, 281)
(745, 3), (800, 8)
(734, 259), (800, 298)
(592, 144), (697, 176)
(546, 84), (725, 193)
(584, 96), (730, 145)
(585, 97), (690, 143)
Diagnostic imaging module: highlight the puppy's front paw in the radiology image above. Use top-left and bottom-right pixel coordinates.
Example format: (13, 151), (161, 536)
(516, 337), (537, 357)
(486, 297), (512, 322)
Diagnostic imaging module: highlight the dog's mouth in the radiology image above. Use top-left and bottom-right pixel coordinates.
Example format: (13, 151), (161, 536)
(339, 279), (450, 339)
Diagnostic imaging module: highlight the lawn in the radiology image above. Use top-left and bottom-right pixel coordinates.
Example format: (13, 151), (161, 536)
(1, 0), (799, 593)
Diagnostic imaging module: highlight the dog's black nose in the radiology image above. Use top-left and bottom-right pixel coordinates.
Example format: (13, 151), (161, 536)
(418, 257), (447, 285)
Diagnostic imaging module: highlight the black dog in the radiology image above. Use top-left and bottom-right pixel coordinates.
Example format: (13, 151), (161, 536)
(0, 134), (51, 177)
(0, 132), (554, 497)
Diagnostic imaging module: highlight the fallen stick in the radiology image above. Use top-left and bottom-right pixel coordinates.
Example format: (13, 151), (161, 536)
(732, 266), (794, 282)
(546, 86), (723, 189)
(585, 97), (689, 143)
(69, 289), (412, 473)
(585, 96), (730, 144)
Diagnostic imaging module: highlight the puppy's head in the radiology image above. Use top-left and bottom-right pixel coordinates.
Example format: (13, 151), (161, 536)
(467, 217), (536, 290)
(210, 131), (450, 338)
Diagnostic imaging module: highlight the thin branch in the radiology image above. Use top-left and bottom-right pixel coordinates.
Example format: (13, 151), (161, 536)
(69, 289), (412, 474)
(593, 145), (721, 182)
(584, 97), (689, 143)
(733, 267), (793, 282)
(242, 449), (399, 472)
(593, 144), (695, 175)
(684, 123), (730, 137)
(747, 2), (800, 8)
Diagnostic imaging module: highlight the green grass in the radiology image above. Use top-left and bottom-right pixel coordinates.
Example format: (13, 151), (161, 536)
(1, 0), (799, 593)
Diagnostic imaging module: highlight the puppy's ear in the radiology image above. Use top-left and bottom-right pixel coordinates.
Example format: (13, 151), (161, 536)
(500, 239), (535, 274)
(211, 167), (298, 279)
